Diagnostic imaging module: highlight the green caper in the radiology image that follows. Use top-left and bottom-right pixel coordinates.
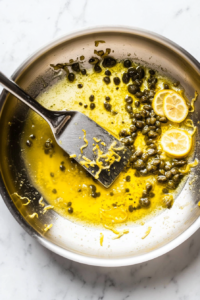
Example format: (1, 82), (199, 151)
(129, 205), (134, 212)
(130, 125), (137, 132)
(90, 103), (95, 110)
(81, 69), (86, 75)
(72, 63), (80, 72)
(142, 190), (148, 197)
(136, 121), (145, 129)
(146, 183), (153, 192)
(157, 175), (167, 182)
(148, 130), (158, 138)
(89, 95), (94, 102)
(162, 188), (169, 194)
(94, 64), (102, 73)
(149, 69), (155, 75)
(125, 96), (133, 104)
(77, 83), (83, 89)
(103, 76), (111, 84)
(30, 134), (35, 139)
(141, 153), (149, 162)
(167, 180), (175, 189)
(89, 57), (99, 65)
(122, 73), (130, 84)
(26, 140), (32, 147)
(139, 197), (150, 207)
(155, 121), (161, 127)
(125, 104), (133, 113)
(52, 189), (57, 194)
(113, 77), (121, 85)
(147, 149), (157, 156)
(124, 59), (132, 68)
(152, 159), (160, 166)
(105, 70), (111, 76)
(159, 117), (167, 123)
(142, 126), (150, 135)
(68, 207), (73, 214)
(105, 96), (111, 101)
(60, 164), (66, 171)
(164, 84), (169, 89)
(130, 154), (137, 162)
(171, 167), (179, 175)
(135, 101), (140, 107)
(128, 84), (139, 95)
(102, 57), (116, 68)
(104, 102), (112, 111)
(173, 174), (180, 182)
(140, 169), (148, 175)
(126, 175), (131, 182)
(134, 159), (145, 170)
(68, 73), (75, 82)
(165, 171), (172, 179)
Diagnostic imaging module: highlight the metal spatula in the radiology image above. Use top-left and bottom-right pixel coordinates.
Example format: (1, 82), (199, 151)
(0, 71), (132, 188)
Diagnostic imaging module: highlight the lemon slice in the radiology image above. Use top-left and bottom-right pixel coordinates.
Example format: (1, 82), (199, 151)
(163, 92), (188, 123)
(152, 89), (173, 116)
(161, 128), (192, 158)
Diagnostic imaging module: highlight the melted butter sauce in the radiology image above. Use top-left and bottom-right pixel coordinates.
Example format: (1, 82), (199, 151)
(21, 63), (188, 227)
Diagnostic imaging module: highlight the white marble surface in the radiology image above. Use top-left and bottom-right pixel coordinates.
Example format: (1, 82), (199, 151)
(1, 0), (200, 299)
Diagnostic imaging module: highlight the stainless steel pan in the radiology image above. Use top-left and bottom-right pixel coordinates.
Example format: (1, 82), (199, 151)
(0, 27), (200, 267)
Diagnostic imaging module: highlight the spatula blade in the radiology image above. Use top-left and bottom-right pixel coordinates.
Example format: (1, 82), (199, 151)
(55, 111), (132, 188)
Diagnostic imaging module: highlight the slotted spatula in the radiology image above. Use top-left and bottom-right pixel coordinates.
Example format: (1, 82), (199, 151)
(0, 71), (132, 188)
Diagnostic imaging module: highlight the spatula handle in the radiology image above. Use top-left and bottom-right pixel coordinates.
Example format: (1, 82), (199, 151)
(0, 71), (53, 122)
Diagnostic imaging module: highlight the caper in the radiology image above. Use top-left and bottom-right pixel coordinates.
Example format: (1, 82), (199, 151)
(104, 102), (112, 111)
(162, 188), (169, 194)
(136, 66), (145, 79)
(129, 205), (134, 212)
(165, 163), (172, 171)
(94, 64), (102, 73)
(167, 180), (175, 189)
(135, 113), (143, 120)
(90, 103), (95, 110)
(155, 121), (161, 127)
(142, 126), (150, 135)
(146, 183), (153, 192)
(130, 125), (137, 133)
(171, 167), (179, 175)
(26, 140), (32, 147)
(172, 159), (186, 166)
(105, 96), (110, 101)
(89, 95), (95, 102)
(149, 143), (157, 149)
(121, 138), (129, 145)
(81, 69), (86, 75)
(148, 130), (158, 138)
(173, 81), (180, 87)
(129, 113), (135, 119)
(146, 139), (155, 145)
(136, 121), (145, 129)
(103, 76), (111, 84)
(132, 118), (136, 125)
(125, 104), (133, 113)
(130, 154), (137, 162)
(60, 164), (66, 171)
(135, 100), (140, 107)
(79, 102), (83, 106)
(165, 171), (172, 179)
(159, 169), (165, 175)
(135, 92), (143, 98)
(128, 84), (139, 95)
(134, 159), (145, 170)
(140, 169), (148, 175)
(122, 73), (130, 84)
(126, 175), (131, 182)
(131, 132), (137, 138)
(68, 73), (75, 82)
(141, 153), (149, 162)
(125, 96), (133, 104)
(149, 69), (155, 75)
(135, 150), (143, 157)
(139, 197), (150, 207)
(128, 67), (137, 77)
(84, 104), (88, 108)
(147, 149), (157, 156)
(146, 118), (151, 125)
(150, 117), (156, 125)
(68, 207), (73, 214)
(173, 174), (180, 182)
(159, 117), (167, 123)
(143, 105), (151, 111)
(152, 159), (160, 166)
(157, 175), (167, 183)
(159, 161), (165, 169)
(105, 70), (111, 76)
(30, 134), (35, 139)
(77, 83), (83, 89)
(52, 189), (57, 194)
(164, 84), (169, 89)
(50, 172), (54, 177)
(72, 63), (80, 72)
(124, 59), (131, 68)
(113, 77), (120, 85)
(127, 136), (134, 144)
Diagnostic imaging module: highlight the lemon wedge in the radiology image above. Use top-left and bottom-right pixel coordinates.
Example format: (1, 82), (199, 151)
(152, 89), (173, 116)
(163, 92), (188, 123)
(161, 128), (192, 158)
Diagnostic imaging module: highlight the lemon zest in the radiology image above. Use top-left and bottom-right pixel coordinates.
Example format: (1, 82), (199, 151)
(100, 233), (104, 246)
(43, 205), (54, 214)
(198, 201), (200, 207)
(38, 197), (45, 207)
(13, 192), (31, 206)
(44, 224), (53, 232)
(93, 137), (101, 143)
(191, 126), (197, 136)
(70, 154), (77, 158)
(29, 213), (38, 219)
(142, 226), (152, 239)
(104, 224), (129, 239)
(179, 159), (198, 174)
(80, 129), (88, 153)
(101, 142), (106, 146)
(189, 91), (198, 112)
